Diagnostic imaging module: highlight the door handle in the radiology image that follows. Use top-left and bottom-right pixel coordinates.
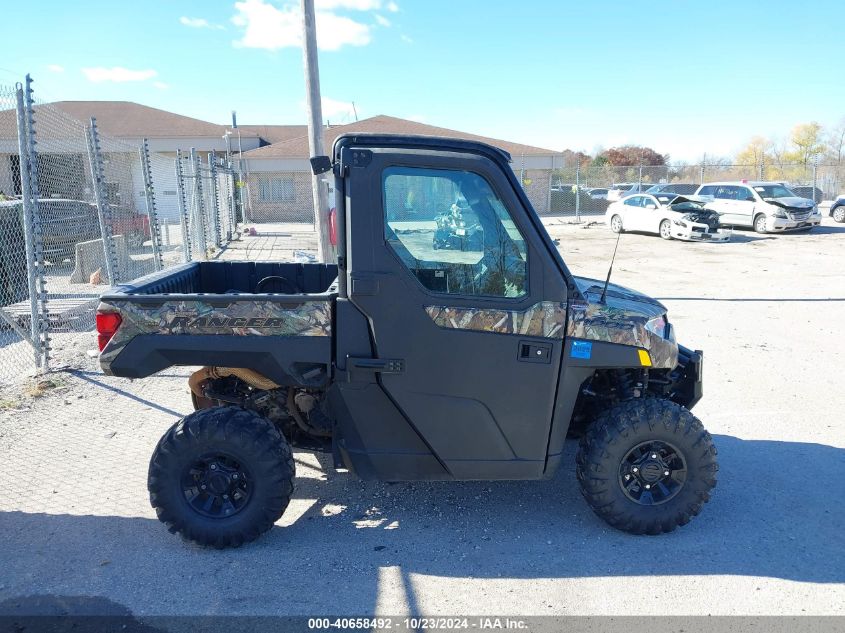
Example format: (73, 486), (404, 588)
(348, 357), (404, 373)
(518, 341), (552, 364)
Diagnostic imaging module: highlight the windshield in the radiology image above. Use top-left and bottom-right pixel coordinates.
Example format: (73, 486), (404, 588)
(753, 184), (796, 198)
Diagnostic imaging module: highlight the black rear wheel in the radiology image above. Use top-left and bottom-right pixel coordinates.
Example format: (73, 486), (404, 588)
(148, 406), (295, 548)
(576, 398), (717, 535)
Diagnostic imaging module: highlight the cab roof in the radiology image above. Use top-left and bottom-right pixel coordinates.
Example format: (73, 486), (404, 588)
(332, 133), (513, 165)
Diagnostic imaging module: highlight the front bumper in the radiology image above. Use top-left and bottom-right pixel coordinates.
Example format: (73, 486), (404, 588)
(767, 213), (821, 231)
(671, 225), (731, 242)
(672, 345), (703, 410)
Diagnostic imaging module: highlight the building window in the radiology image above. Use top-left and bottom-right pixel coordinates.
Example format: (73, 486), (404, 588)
(258, 176), (295, 202)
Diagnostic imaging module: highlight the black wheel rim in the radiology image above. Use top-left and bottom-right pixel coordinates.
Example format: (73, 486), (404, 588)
(618, 440), (687, 505)
(181, 452), (252, 519)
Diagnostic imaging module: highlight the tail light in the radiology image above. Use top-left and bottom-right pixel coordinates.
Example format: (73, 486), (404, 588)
(96, 311), (122, 351)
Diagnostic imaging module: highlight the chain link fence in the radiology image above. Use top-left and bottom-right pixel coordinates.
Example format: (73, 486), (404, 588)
(0, 84), (39, 385)
(240, 157), (845, 227)
(0, 75), (242, 388)
(541, 160), (844, 219)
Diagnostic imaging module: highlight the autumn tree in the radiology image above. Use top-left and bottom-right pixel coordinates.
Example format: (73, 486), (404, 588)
(600, 145), (666, 166)
(787, 122), (826, 166)
(736, 135), (773, 166)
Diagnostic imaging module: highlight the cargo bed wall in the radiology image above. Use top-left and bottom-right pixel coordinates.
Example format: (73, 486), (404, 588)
(121, 262), (338, 296)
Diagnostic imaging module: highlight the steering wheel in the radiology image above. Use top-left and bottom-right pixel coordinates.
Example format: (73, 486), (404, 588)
(255, 275), (301, 294)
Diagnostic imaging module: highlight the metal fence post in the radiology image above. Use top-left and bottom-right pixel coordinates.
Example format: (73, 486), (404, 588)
(637, 153), (643, 188)
(812, 155), (818, 204)
(758, 160), (764, 181)
(190, 148), (209, 260)
(700, 154), (706, 185)
(139, 139), (163, 271)
(85, 117), (120, 284)
(575, 160), (581, 222)
(208, 152), (222, 248)
(226, 161), (237, 237)
(15, 82), (45, 369)
(175, 150), (192, 262)
(22, 75), (50, 369)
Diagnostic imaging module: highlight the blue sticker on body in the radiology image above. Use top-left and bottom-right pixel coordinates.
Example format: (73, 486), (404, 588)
(570, 340), (592, 359)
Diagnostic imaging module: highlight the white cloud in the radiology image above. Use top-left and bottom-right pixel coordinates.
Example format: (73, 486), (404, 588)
(180, 16), (225, 30)
(374, 14), (390, 27)
(81, 67), (158, 83)
(232, 0), (373, 51)
(400, 33), (413, 43)
(153, 81), (169, 90)
(47, 64), (64, 73)
(386, 1), (399, 12)
(321, 97), (358, 122)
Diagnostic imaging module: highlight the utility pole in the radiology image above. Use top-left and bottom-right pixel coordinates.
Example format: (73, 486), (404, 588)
(301, 0), (335, 262)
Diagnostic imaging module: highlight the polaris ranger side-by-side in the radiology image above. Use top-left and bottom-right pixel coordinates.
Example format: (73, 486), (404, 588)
(96, 135), (717, 548)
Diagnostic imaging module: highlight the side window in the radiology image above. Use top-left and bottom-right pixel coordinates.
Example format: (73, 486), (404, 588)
(737, 187), (755, 202)
(698, 185), (716, 196)
(714, 186), (732, 200)
(624, 196), (643, 207)
(382, 167), (528, 298)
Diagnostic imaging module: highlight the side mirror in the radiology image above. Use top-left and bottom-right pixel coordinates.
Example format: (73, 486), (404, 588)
(745, 196), (755, 202)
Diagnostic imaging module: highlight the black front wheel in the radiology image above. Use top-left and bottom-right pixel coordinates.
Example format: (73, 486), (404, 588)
(576, 399), (717, 535)
(148, 406), (295, 548)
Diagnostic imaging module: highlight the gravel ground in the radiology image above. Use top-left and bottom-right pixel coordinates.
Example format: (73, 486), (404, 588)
(0, 216), (843, 618)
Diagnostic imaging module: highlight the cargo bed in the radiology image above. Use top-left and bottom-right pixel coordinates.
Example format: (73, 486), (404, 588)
(97, 261), (339, 386)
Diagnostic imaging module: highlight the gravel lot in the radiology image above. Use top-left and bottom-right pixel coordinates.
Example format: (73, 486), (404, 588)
(0, 217), (843, 618)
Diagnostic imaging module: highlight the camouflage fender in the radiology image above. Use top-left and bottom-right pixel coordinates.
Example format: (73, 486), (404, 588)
(566, 300), (677, 368)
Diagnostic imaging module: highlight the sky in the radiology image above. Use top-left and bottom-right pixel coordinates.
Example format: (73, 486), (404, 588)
(2, 0), (844, 161)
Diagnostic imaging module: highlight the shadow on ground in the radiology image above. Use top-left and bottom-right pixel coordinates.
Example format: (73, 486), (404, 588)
(0, 434), (842, 615)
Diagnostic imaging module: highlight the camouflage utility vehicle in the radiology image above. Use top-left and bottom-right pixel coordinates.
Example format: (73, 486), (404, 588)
(97, 135), (717, 548)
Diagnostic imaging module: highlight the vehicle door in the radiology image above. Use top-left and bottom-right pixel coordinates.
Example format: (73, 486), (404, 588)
(704, 185), (736, 225)
(641, 194), (666, 234)
(343, 145), (569, 479)
(621, 195), (646, 230)
(733, 185), (757, 226)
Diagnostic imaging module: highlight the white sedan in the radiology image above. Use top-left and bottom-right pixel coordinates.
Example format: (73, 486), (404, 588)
(605, 193), (731, 242)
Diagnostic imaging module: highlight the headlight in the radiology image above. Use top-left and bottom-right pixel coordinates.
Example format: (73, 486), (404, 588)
(645, 314), (671, 340)
(673, 220), (688, 227)
(771, 209), (787, 219)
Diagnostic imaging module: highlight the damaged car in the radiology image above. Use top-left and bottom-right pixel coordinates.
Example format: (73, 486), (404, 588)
(606, 193), (731, 242)
(695, 181), (821, 233)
